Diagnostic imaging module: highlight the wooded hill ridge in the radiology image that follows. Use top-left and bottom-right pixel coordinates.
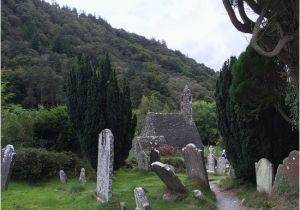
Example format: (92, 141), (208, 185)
(2, 0), (217, 109)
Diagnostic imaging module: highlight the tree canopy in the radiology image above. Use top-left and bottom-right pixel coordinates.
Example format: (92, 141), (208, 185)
(222, 0), (299, 93)
(66, 54), (136, 169)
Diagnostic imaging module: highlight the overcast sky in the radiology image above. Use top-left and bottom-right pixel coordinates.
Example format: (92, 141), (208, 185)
(47, 0), (250, 71)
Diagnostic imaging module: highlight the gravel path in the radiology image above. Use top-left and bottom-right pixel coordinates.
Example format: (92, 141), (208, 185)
(210, 182), (249, 210)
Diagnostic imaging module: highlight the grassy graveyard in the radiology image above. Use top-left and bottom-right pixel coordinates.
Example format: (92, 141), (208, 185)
(2, 168), (219, 210)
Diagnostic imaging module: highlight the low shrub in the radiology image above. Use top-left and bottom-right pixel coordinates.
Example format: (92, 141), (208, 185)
(12, 148), (95, 182)
(161, 156), (185, 172)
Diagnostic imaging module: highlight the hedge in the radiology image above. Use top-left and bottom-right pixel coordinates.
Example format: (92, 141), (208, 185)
(12, 148), (96, 181)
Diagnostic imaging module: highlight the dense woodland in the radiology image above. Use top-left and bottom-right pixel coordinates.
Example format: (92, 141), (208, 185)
(1, 0), (217, 111)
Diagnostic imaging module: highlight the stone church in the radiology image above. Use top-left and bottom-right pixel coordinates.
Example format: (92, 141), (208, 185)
(133, 85), (203, 153)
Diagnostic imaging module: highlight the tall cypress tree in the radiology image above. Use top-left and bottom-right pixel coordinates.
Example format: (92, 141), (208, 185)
(215, 56), (298, 182)
(66, 54), (136, 169)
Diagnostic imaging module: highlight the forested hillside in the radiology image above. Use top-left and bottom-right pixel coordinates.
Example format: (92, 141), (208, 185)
(1, 0), (217, 109)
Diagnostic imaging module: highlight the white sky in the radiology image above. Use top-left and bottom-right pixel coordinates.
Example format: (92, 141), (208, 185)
(47, 0), (250, 71)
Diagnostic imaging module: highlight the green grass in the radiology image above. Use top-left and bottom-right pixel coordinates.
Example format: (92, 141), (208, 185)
(2, 168), (217, 210)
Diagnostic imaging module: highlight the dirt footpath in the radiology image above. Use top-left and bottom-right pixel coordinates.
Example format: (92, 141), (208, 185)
(210, 182), (253, 210)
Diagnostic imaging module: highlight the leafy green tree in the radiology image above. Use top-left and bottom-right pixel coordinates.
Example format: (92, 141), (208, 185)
(230, 46), (290, 123)
(215, 57), (298, 182)
(34, 106), (80, 153)
(1, 105), (37, 148)
(1, 81), (15, 108)
(65, 54), (136, 169)
(192, 100), (220, 145)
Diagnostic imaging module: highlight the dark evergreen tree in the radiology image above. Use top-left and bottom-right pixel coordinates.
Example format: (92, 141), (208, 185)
(215, 57), (298, 182)
(66, 54), (136, 169)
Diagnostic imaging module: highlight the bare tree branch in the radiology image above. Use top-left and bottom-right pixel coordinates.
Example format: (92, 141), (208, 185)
(222, 0), (252, 33)
(251, 2), (294, 57)
(237, 0), (255, 27)
(244, 0), (272, 18)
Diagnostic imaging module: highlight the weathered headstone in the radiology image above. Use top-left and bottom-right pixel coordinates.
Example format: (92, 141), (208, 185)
(227, 165), (236, 178)
(120, 202), (126, 210)
(192, 189), (204, 200)
(79, 168), (86, 186)
(59, 170), (67, 184)
(255, 158), (273, 194)
(216, 157), (228, 175)
(182, 143), (209, 187)
(137, 150), (150, 171)
(151, 161), (187, 193)
(1, 144), (16, 191)
(207, 146), (216, 173)
(96, 129), (114, 202)
(134, 187), (151, 210)
(149, 148), (160, 165)
(272, 150), (299, 194)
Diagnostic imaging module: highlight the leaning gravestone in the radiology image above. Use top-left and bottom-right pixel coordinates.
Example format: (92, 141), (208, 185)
(207, 146), (216, 173)
(255, 158), (273, 194)
(182, 143), (209, 187)
(272, 150), (299, 194)
(151, 161), (187, 193)
(96, 129), (114, 202)
(59, 170), (67, 184)
(149, 148), (160, 165)
(137, 150), (150, 171)
(134, 187), (151, 210)
(1, 144), (16, 191)
(216, 157), (228, 175)
(79, 168), (86, 186)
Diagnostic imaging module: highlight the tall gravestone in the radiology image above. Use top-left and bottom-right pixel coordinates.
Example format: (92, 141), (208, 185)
(96, 129), (114, 202)
(216, 157), (228, 175)
(182, 143), (209, 187)
(151, 161), (187, 193)
(134, 187), (151, 210)
(272, 150), (299, 194)
(79, 168), (86, 186)
(255, 158), (274, 194)
(207, 146), (216, 173)
(1, 144), (16, 191)
(137, 150), (150, 171)
(149, 148), (160, 165)
(59, 170), (67, 184)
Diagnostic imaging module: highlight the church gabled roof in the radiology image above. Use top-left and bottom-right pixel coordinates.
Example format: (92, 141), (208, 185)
(141, 112), (203, 149)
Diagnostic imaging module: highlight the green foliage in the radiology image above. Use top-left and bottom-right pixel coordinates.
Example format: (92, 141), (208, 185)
(215, 57), (298, 182)
(34, 106), (80, 153)
(12, 148), (95, 182)
(192, 100), (220, 145)
(1, 81), (15, 108)
(160, 156), (185, 172)
(2, 0), (217, 109)
(1, 105), (37, 147)
(285, 84), (299, 129)
(230, 46), (286, 118)
(1, 105), (80, 154)
(66, 54), (136, 170)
